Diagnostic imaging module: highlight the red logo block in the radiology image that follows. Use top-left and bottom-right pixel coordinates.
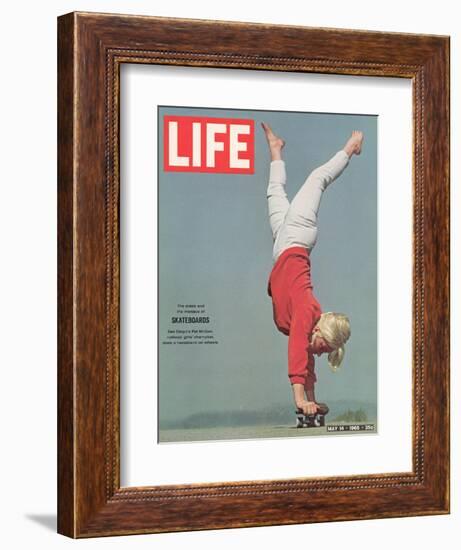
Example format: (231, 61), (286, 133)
(163, 115), (254, 174)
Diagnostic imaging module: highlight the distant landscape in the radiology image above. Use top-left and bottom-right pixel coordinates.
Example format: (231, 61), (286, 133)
(159, 399), (377, 438)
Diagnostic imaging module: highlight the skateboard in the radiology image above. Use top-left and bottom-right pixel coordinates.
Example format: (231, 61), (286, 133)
(295, 403), (329, 428)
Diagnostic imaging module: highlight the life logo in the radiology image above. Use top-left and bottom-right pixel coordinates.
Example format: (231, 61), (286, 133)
(163, 115), (255, 174)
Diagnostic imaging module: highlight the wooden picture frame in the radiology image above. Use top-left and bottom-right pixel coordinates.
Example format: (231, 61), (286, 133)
(57, 12), (450, 538)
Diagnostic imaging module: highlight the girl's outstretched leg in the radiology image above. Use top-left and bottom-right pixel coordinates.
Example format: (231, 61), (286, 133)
(262, 122), (290, 242)
(279, 131), (364, 254)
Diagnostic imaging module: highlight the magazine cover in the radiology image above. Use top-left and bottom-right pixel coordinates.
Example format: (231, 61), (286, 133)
(158, 106), (377, 443)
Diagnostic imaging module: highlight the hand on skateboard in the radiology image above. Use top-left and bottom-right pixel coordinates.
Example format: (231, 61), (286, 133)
(295, 402), (329, 428)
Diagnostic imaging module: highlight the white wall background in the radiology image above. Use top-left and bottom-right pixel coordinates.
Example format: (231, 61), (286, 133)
(0, 1), (457, 547)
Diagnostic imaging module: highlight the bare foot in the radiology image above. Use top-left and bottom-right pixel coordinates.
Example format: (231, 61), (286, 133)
(261, 122), (285, 161)
(343, 130), (364, 158)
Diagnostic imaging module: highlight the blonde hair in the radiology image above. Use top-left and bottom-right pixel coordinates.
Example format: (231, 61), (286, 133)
(315, 312), (351, 372)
